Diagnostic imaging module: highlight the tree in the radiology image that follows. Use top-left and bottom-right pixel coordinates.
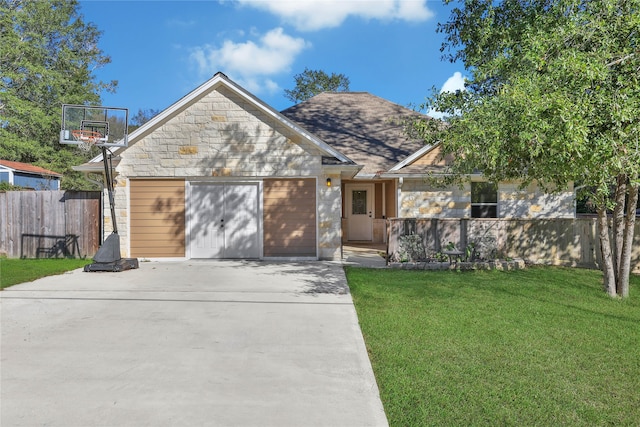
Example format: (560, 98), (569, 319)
(0, 0), (116, 189)
(284, 68), (350, 103)
(417, 0), (639, 297)
(130, 108), (160, 130)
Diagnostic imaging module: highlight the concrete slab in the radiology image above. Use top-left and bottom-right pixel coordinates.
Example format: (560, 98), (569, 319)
(343, 244), (388, 268)
(0, 261), (388, 427)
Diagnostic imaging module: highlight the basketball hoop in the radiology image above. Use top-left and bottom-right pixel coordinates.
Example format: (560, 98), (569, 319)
(72, 129), (103, 151)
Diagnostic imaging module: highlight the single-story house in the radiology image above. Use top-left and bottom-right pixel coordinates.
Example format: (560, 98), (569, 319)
(0, 160), (62, 190)
(76, 72), (574, 261)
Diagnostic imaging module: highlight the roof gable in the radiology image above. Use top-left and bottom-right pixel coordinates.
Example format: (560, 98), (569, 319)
(281, 92), (429, 176)
(98, 73), (353, 166)
(386, 143), (455, 176)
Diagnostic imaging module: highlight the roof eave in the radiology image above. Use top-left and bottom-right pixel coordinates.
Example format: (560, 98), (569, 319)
(322, 164), (363, 179)
(73, 157), (120, 173)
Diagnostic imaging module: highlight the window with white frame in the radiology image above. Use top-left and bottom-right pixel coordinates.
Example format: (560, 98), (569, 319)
(471, 182), (498, 218)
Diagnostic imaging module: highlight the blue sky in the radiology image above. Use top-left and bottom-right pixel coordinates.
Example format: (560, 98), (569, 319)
(79, 0), (466, 117)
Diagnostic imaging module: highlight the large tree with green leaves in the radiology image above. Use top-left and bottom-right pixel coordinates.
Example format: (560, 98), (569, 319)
(0, 0), (116, 189)
(418, 0), (639, 297)
(284, 68), (350, 103)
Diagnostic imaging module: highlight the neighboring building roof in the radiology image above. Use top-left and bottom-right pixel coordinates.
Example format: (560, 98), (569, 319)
(281, 92), (429, 177)
(0, 160), (62, 177)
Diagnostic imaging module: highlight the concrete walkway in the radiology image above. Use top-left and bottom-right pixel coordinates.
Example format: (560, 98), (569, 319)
(1, 261), (388, 426)
(342, 244), (388, 268)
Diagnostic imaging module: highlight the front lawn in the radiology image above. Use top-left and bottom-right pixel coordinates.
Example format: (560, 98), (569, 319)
(0, 258), (89, 289)
(346, 266), (640, 426)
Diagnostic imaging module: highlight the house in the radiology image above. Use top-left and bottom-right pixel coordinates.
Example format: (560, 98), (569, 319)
(0, 160), (62, 190)
(75, 73), (574, 261)
(281, 92), (575, 244)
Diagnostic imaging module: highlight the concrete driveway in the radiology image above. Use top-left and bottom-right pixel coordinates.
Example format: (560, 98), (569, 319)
(1, 261), (387, 427)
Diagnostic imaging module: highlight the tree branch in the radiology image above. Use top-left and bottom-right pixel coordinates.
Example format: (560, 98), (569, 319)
(607, 53), (635, 67)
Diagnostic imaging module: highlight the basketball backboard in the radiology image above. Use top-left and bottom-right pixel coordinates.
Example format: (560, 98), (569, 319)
(60, 104), (129, 148)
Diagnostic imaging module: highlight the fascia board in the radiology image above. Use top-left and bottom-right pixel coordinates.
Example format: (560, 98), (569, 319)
(388, 142), (439, 172)
(323, 164), (363, 179)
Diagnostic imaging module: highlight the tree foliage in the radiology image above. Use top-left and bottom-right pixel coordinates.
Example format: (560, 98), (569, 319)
(0, 0), (116, 189)
(130, 108), (160, 129)
(418, 0), (640, 297)
(284, 68), (350, 103)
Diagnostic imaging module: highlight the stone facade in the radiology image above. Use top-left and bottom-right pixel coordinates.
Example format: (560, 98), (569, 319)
(399, 179), (470, 218)
(399, 179), (574, 219)
(317, 174), (342, 260)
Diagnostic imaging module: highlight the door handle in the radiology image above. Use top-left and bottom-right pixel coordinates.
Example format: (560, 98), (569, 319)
(369, 211), (372, 218)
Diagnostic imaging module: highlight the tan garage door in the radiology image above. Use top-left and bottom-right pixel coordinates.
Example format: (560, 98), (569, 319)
(130, 179), (185, 257)
(263, 178), (316, 257)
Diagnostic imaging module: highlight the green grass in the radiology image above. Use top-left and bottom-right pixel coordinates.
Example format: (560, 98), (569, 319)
(0, 257), (89, 289)
(346, 266), (640, 426)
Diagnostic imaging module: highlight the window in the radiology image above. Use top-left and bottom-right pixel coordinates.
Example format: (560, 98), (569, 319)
(471, 182), (498, 218)
(352, 190), (367, 215)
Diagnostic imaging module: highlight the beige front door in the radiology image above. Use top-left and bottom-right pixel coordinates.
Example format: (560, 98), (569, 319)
(346, 183), (373, 241)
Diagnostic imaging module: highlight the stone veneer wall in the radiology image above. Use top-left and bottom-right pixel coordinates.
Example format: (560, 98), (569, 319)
(317, 174), (342, 260)
(107, 86), (341, 259)
(399, 179), (469, 218)
(399, 179), (575, 219)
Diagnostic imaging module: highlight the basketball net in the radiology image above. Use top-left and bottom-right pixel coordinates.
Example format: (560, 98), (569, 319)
(72, 130), (102, 152)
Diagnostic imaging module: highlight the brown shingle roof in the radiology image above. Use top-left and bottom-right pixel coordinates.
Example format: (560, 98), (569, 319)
(281, 92), (428, 176)
(0, 160), (62, 177)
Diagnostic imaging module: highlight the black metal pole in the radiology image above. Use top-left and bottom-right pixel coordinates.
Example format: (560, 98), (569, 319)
(102, 146), (118, 234)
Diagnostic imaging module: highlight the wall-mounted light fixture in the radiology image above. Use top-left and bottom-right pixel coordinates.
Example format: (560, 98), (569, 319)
(326, 177), (332, 187)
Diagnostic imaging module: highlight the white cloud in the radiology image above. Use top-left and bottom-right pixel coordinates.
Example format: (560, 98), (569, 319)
(235, 0), (434, 31)
(189, 27), (309, 95)
(428, 71), (467, 119)
(440, 71), (466, 94)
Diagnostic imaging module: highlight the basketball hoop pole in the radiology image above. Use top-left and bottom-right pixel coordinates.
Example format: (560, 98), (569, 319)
(102, 146), (118, 234)
(84, 146), (138, 272)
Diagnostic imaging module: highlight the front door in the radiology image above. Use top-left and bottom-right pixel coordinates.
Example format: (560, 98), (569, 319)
(190, 183), (260, 258)
(346, 183), (373, 241)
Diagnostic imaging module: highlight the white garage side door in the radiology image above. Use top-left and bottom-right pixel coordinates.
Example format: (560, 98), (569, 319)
(190, 184), (225, 258)
(190, 183), (260, 259)
(223, 183), (259, 258)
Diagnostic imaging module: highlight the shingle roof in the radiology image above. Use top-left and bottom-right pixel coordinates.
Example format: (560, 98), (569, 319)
(281, 92), (429, 176)
(0, 160), (62, 177)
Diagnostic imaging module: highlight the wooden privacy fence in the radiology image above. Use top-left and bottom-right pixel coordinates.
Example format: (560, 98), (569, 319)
(387, 217), (640, 272)
(0, 191), (101, 258)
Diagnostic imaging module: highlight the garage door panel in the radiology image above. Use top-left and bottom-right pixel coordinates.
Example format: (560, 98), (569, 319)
(130, 179), (185, 258)
(130, 199), (185, 209)
(129, 246), (184, 256)
(130, 218), (184, 228)
(129, 232), (185, 242)
(263, 179), (316, 257)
